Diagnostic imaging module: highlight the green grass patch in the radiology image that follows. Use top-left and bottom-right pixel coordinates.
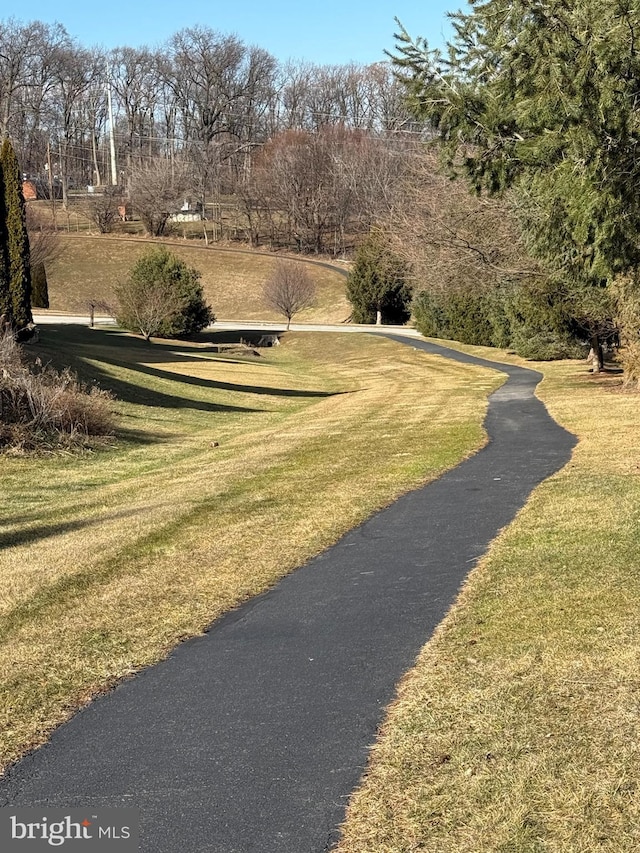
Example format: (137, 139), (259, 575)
(337, 353), (640, 853)
(0, 327), (498, 771)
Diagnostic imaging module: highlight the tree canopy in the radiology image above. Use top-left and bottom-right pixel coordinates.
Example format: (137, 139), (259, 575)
(391, 0), (640, 366)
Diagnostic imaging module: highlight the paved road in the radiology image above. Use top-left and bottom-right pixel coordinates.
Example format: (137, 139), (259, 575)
(32, 311), (421, 337)
(0, 337), (576, 852)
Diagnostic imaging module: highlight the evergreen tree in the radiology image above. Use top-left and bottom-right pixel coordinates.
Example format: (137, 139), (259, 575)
(116, 247), (214, 340)
(0, 153), (11, 323)
(30, 263), (49, 309)
(391, 1), (640, 369)
(346, 230), (412, 325)
(0, 138), (32, 329)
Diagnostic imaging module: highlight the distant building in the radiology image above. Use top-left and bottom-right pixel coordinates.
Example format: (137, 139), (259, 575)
(22, 180), (38, 200)
(170, 199), (203, 222)
(22, 178), (62, 200)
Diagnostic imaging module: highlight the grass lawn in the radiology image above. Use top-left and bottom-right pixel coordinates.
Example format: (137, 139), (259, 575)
(44, 235), (351, 323)
(0, 326), (499, 773)
(337, 345), (640, 853)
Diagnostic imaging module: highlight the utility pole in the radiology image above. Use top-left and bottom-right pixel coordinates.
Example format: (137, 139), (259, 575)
(106, 65), (118, 186)
(46, 142), (57, 230)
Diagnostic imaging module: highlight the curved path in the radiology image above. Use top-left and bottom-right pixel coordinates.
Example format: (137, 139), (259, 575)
(0, 338), (576, 852)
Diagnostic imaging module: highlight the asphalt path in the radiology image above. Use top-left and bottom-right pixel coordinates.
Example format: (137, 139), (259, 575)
(0, 336), (576, 852)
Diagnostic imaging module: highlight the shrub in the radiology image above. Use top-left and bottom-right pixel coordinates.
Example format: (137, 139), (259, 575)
(502, 280), (586, 359)
(31, 262), (49, 309)
(413, 280), (586, 359)
(0, 330), (115, 452)
(82, 187), (122, 234)
(116, 247), (214, 340)
(412, 291), (448, 339)
(413, 288), (494, 346)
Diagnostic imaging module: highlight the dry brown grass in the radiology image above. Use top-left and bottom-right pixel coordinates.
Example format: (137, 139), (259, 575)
(0, 330), (114, 451)
(44, 234), (350, 323)
(338, 349), (640, 853)
(0, 327), (498, 772)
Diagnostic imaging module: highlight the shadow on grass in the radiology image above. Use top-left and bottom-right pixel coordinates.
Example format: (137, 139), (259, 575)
(28, 326), (333, 409)
(105, 358), (334, 399)
(198, 329), (286, 346)
(0, 507), (138, 550)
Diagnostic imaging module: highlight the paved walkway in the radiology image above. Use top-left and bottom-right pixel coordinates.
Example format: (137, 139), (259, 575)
(0, 339), (576, 852)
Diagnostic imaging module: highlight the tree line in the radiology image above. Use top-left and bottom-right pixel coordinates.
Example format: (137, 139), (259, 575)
(0, 19), (422, 254)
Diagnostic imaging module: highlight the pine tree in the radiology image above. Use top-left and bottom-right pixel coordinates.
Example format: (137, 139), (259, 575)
(391, 0), (640, 369)
(346, 230), (412, 325)
(0, 138), (32, 329)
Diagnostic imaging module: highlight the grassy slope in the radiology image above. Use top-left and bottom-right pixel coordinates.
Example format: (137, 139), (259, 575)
(338, 348), (640, 853)
(0, 327), (499, 772)
(44, 235), (351, 323)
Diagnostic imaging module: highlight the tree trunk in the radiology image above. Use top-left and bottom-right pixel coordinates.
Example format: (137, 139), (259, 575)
(590, 334), (604, 373)
(376, 309), (382, 325)
(60, 140), (68, 211)
(91, 131), (101, 187)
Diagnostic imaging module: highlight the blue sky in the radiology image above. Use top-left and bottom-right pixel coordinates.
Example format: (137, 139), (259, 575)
(1, 0), (460, 64)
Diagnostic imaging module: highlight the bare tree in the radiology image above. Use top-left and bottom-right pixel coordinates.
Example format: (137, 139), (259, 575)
(49, 42), (102, 208)
(252, 129), (337, 253)
(26, 205), (62, 270)
(385, 149), (543, 294)
(80, 187), (122, 233)
(6, 21), (70, 175)
(0, 20), (58, 137)
(246, 126), (408, 255)
(26, 204), (63, 307)
(110, 46), (162, 178)
(262, 261), (316, 328)
(129, 158), (190, 236)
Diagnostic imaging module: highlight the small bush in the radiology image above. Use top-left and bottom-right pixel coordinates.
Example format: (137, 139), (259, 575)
(82, 187), (123, 234)
(0, 331), (115, 452)
(31, 262), (49, 309)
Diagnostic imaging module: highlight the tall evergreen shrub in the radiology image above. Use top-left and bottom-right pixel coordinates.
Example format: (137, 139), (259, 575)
(0, 139), (32, 328)
(346, 230), (412, 324)
(0, 154), (10, 321)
